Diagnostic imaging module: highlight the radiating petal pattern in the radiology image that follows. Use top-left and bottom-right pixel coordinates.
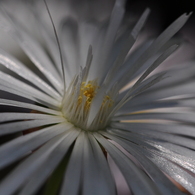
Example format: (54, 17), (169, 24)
(0, 0), (195, 195)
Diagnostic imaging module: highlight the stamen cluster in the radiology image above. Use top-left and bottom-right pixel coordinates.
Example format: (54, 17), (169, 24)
(62, 79), (114, 131)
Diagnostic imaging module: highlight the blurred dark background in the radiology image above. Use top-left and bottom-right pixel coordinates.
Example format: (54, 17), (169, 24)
(126, 0), (195, 46)
(126, 0), (195, 28)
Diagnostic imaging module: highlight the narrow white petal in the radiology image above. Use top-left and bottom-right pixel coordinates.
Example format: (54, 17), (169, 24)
(111, 72), (166, 116)
(130, 82), (195, 107)
(0, 112), (62, 123)
(0, 99), (61, 115)
(132, 44), (178, 89)
(32, 7), (63, 76)
(0, 48), (61, 99)
(0, 71), (60, 107)
(0, 130), (74, 195)
(18, 129), (79, 195)
(0, 85), (42, 103)
(113, 112), (195, 124)
(87, 85), (107, 127)
(94, 0), (125, 79)
(80, 133), (116, 195)
(60, 17), (80, 81)
(118, 13), (191, 88)
(101, 131), (183, 195)
(60, 131), (84, 195)
(111, 123), (195, 150)
(104, 7), (150, 84)
(112, 122), (195, 137)
(131, 8), (150, 39)
(1, 12), (63, 92)
(116, 40), (153, 88)
(94, 133), (162, 195)
(0, 122), (73, 169)
(87, 134), (116, 195)
(146, 151), (195, 195)
(83, 45), (93, 82)
(117, 100), (178, 114)
(79, 22), (98, 71)
(0, 117), (65, 135)
(149, 142), (195, 173)
(113, 43), (178, 111)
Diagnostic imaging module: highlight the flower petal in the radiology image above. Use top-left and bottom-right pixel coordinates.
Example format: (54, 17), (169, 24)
(0, 71), (60, 107)
(0, 117), (65, 135)
(0, 11), (63, 93)
(0, 129), (76, 195)
(94, 133), (162, 195)
(145, 150), (195, 195)
(82, 133), (116, 195)
(100, 131), (184, 195)
(0, 112), (62, 123)
(117, 13), (191, 88)
(0, 99), (61, 115)
(60, 131), (84, 195)
(0, 48), (61, 99)
(18, 128), (79, 195)
(111, 123), (195, 150)
(0, 122), (73, 169)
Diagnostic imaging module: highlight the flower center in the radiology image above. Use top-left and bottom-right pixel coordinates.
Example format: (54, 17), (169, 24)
(61, 79), (114, 131)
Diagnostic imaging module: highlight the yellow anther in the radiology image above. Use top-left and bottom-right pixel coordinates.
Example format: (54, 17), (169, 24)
(76, 80), (113, 112)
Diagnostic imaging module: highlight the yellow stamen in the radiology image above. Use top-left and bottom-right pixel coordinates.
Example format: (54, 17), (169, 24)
(77, 81), (113, 111)
(62, 79), (114, 131)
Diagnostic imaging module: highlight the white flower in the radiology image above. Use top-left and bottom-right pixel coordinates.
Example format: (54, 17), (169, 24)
(0, 0), (195, 195)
